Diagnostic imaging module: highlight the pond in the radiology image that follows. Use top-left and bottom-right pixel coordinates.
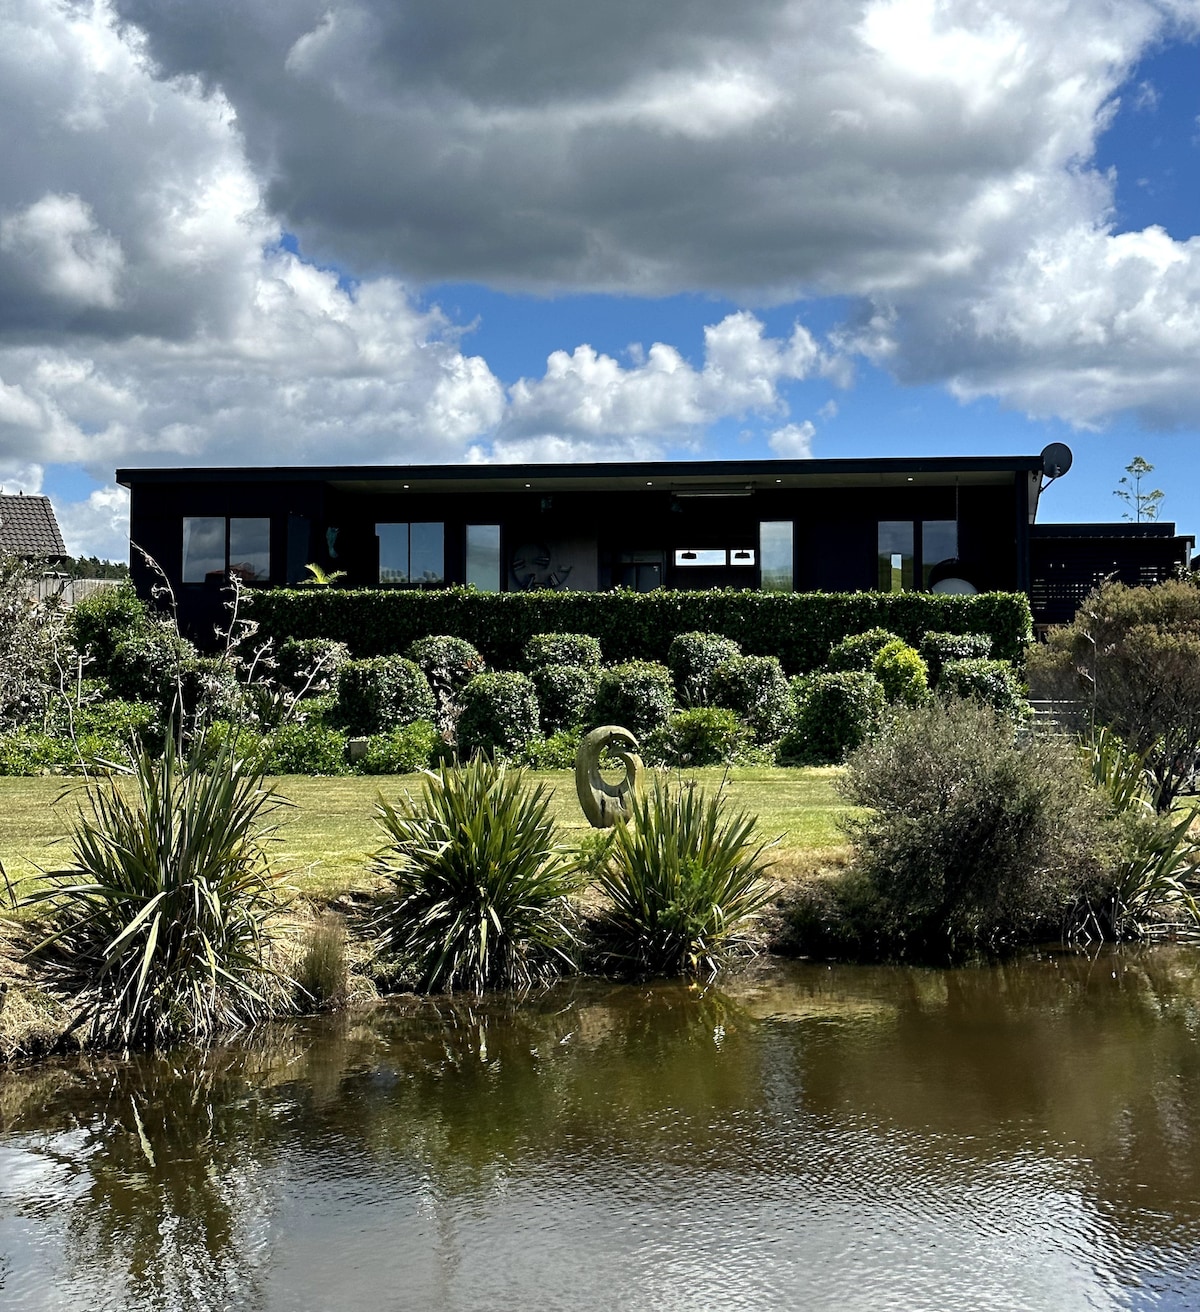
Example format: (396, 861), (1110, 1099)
(3, 950), (1200, 1311)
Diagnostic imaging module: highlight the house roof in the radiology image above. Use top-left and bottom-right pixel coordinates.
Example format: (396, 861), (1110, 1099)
(0, 494), (68, 559)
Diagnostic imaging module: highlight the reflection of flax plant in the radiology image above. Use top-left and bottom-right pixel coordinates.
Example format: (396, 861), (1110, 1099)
(594, 777), (774, 979)
(17, 729), (294, 1047)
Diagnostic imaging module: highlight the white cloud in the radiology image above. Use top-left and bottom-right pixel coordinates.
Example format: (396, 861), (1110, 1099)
(768, 422), (816, 458)
(0, 194), (124, 309)
(55, 484), (130, 561)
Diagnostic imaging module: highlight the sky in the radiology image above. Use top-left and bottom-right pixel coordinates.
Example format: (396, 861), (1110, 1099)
(2, 0), (1200, 562)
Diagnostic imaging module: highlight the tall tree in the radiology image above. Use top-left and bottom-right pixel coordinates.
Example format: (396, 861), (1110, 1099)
(1114, 455), (1165, 523)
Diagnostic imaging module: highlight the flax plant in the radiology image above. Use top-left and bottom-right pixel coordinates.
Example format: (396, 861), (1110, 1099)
(16, 729), (294, 1048)
(593, 776), (775, 979)
(372, 756), (582, 993)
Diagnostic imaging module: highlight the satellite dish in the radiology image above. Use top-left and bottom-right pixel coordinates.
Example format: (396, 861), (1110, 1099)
(1041, 443), (1073, 479)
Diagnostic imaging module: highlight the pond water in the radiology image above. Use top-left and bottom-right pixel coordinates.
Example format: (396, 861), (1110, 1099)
(3, 950), (1200, 1311)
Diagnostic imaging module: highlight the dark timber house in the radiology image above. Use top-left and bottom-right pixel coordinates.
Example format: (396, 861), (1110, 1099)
(117, 447), (1193, 642)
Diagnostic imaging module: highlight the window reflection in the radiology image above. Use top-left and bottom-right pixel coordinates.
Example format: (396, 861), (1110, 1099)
(376, 523), (444, 585)
(466, 524), (501, 591)
(878, 521), (914, 592)
(760, 522), (793, 592)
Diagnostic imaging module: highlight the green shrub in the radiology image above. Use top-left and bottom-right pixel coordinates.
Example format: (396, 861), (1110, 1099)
(192, 719), (269, 771)
(333, 656), (435, 736)
(247, 587), (1032, 672)
(593, 661), (675, 739)
(16, 729), (295, 1047)
(176, 656), (244, 724)
(871, 639), (929, 707)
(67, 697), (159, 747)
(711, 654), (791, 741)
(371, 757), (581, 992)
(67, 584), (150, 678)
(407, 634), (486, 694)
(106, 630), (196, 705)
(273, 637), (350, 697)
(0, 730), (76, 775)
(532, 663), (598, 734)
(591, 777), (774, 978)
(523, 632), (602, 671)
(778, 671), (885, 764)
(357, 721), (441, 775)
(939, 657), (1026, 716)
(826, 628), (902, 672)
(668, 632), (742, 706)
(262, 721), (348, 775)
(835, 700), (1112, 957)
(920, 630), (993, 686)
(643, 707), (753, 767)
(520, 728), (583, 771)
(455, 671), (540, 758)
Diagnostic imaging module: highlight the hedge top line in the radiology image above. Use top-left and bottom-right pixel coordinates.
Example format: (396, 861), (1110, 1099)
(246, 587), (1031, 674)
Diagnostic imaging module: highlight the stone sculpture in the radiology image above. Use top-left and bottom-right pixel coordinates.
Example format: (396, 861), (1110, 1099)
(574, 725), (644, 828)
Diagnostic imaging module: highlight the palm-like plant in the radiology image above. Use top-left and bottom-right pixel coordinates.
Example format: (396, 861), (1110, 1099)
(372, 757), (582, 993)
(17, 729), (294, 1047)
(593, 777), (775, 979)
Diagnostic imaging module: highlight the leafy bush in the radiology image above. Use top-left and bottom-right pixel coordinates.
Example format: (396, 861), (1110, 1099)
(920, 630), (993, 686)
(778, 671), (885, 764)
(176, 656), (244, 724)
(192, 719), (269, 771)
(835, 699), (1112, 957)
(357, 720), (441, 775)
(16, 730), (294, 1047)
(262, 721), (348, 775)
(593, 660), (675, 739)
(871, 639), (929, 707)
(67, 583), (150, 678)
(711, 654), (791, 741)
(407, 635), (487, 734)
(939, 657), (1026, 716)
(826, 627), (902, 672)
(523, 632), (602, 671)
(0, 730), (77, 775)
(273, 637), (350, 697)
(643, 707), (753, 767)
(520, 728), (583, 771)
(105, 630), (197, 707)
(591, 777), (774, 978)
(0, 557), (69, 731)
(1027, 578), (1200, 808)
(668, 631), (742, 706)
(248, 587), (1032, 672)
(455, 671), (540, 758)
(333, 656), (436, 736)
(371, 757), (581, 991)
(532, 663), (598, 734)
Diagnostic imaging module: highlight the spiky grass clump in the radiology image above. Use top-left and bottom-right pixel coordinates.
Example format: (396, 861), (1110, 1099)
(17, 731), (294, 1048)
(593, 777), (774, 979)
(372, 756), (581, 993)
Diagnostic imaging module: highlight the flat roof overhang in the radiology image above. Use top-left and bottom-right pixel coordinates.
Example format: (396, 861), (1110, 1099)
(117, 455), (1043, 496)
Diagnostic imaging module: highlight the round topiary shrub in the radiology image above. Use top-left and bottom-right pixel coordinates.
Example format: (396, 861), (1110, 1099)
(406, 635), (486, 694)
(456, 671), (541, 758)
(106, 630), (197, 705)
(593, 661), (675, 739)
(825, 628), (902, 673)
(273, 638), (350, 697)
(357, 721), (441, 775)
(939, 657), (1027, 717)
(711, 654), (792, 741)
(919, 631), (993, 687)
(778, 671), (885, 765)
(523, 632), (602, 671)
(333, 657), (436, 736)
(644, 707), (754, 767)
(667, 632), (742, 706)
(532, 663), (599, 734)
(262, 721), (349, 775)
(871, 640), (929, 707)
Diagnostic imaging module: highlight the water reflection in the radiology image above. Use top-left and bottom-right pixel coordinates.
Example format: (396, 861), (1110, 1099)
(2, 950), (1200, 1310)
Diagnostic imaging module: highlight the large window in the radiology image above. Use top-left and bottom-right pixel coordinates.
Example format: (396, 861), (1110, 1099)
(183, 517), (269, 583)
(878, 520), (958, 592)
(466, 524), (501, 591)
(376, 522), (444, 585)
(759, 522), (793, 592)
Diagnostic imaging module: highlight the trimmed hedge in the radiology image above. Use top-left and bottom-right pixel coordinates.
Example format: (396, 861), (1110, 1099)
(455, 671), (540, 758)
(247, 587), (1031, 673)
(593, 660), (675, 739)
(333, 656), (436, 735)
(919, 631), (993, 686)
(826, 627), (902, 673)
(644, 707), (753, 767)
(779, 671), (885, 765)
(871, 640), (929, 707)
(939, 657), (1026, 716)
(523, 632), (602, 671)
(532, 663), (599, 734)
(710, 654), (792, 742)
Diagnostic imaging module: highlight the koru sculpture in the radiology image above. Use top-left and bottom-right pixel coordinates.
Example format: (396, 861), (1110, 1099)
(575, 725), (644, 828)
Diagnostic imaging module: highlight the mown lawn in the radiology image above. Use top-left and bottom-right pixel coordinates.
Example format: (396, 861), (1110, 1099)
(0, 766), (854, 902)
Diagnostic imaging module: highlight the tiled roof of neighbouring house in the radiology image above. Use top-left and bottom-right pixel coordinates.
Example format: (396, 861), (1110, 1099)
(0, 494), (68, 559)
